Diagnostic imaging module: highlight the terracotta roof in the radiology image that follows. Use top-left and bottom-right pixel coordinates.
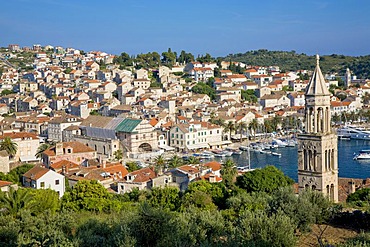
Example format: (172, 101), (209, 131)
(204, 161), (221, 171)
(127, 167), (156, 183)
(43, 141), (95, 156)
(177, 165), (199, 175)
(0, 132), (38, 140)
(0, 180), (12, 187)
(103, 164), (128, 177)
(149, 118), (159, 127)
(23, 166), (49, 180)
(50, 160), (80, 171)
(200, 173), (222, 182)
(331, 101), (350, 107)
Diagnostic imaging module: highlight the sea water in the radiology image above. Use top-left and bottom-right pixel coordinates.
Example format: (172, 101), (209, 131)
(214, 139), (370, 181)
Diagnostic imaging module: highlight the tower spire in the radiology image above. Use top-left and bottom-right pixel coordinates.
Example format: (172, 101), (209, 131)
(316, 54), (320, 66)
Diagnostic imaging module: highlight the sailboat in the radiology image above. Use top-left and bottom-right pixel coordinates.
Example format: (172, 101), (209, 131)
(237, 129), (254, 172)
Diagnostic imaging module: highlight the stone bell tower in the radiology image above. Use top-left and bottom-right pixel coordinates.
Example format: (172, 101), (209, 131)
(297, 55), (338, 202)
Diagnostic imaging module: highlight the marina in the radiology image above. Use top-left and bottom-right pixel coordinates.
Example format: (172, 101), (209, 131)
(208, 139), (370, 181)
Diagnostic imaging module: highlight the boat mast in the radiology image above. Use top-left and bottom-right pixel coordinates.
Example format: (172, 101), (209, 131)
(247, 129), (251, 169)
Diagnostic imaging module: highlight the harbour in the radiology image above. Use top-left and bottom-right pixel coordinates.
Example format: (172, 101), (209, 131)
(211, 139), (370, 181)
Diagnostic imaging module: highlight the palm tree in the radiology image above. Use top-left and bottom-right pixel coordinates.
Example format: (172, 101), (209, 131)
(35, 143), (51, 159)
(271, 116), (282, 132)
(168, 155), (183, 168)
(248, 119), (259, 139)
(114, 150), (123, 161)
(0, 137), (17, 158)
(0, 188), (34, 217)
(224, 121), (235, 141)
(154, 155), (165, 173)
(237, 121), (248, 143)
(214, 118), (226, 128)
(187, 156), (200, 165)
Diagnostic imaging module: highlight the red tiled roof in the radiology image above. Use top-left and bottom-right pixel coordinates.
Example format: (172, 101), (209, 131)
(43, 141), (95, 156)
(0, 132), (38, 140)
(23, 166), (49, 180)
(0, 180), (12, 187)
(204, 161), (221, 171)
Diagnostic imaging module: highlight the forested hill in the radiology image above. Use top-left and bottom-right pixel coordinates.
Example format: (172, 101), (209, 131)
(224, 50), (370, 78)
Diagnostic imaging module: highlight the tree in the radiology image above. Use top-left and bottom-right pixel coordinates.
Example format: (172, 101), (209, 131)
(248, 119), (259, 139)
(61, 180), (113, 212)
(191, 82), (216, 100)
(236, 166), (294, 193)
(186, 156), (200, 165)
(224, 121), (235, 141)
(161, 48), (176, 66)
(125, 161), (140, 172)
(168, 155), (183, 168)
(241, 89), (258, 103)
(271, 116), (282, 131)
(220, 159), (237, 189)
(147, 187), (180, 211)
(35, 143), (51, 159)
(0, 137), (17, 158)
(0, 188), (34, 217)
(0, 89), (13, 96)
(237, 121), (248, 143)
(30, 189), (60, 215)
(0, 164), (34, 184)
(113, 150), (123, 161)
(178, 50), (194, 64)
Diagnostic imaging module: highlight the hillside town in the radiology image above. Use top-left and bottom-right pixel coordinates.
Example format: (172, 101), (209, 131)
(0, 44), (369, 197)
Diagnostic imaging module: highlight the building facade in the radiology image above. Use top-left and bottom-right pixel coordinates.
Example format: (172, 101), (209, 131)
(297, 55), (338, 202)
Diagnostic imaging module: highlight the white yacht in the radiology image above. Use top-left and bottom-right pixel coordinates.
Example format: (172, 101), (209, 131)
(353, 150), (370, 160)
(337, 126), (370, 140)
(272, 139), (288, 148)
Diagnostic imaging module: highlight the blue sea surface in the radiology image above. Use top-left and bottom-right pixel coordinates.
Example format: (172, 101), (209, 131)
(213, 139), (370, 181)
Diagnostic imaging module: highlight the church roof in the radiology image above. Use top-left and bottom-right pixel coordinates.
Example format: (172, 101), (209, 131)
(305, 55), (330, 96)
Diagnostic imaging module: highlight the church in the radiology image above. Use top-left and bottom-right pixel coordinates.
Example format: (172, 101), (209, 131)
(297, 55), (338, 202)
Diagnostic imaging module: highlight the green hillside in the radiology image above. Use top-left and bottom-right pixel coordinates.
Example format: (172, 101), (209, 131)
(224, 50), (370, 79)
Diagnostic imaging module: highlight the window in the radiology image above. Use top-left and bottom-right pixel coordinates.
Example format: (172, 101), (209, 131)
(55, 180), (59, 185)
(40, 182), (45, 188)
(171, 133), (174, 138)
(210, 131), (212, 135)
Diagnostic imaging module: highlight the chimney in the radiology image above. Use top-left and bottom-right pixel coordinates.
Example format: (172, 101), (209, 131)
(348, 179), (356, 194)
(209, 174), (216, 183)
(102, 159), (106, 168)
(55, 143), (63, 156)
(62, 165), (66, 174)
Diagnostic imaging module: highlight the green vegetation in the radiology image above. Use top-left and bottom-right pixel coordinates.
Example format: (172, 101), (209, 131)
(236, 165), (294, 193)
(225, 49), (370, 78)
(0, 165), (350, 246)
(0, 89), (14, 96)
(241, 89), (258, 103)
(0, 164), (34, 184)
(0, 137), (17, 158)
(191, 82), (216, 100)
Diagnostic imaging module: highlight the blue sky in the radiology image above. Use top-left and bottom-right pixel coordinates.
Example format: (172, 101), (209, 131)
(1, 0), (370, 57)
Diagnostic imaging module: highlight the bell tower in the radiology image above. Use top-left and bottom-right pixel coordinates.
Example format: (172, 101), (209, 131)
(297, 55), (338, 202)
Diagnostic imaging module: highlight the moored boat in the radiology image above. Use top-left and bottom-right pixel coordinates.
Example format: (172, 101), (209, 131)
(353, 150), (370, 160)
